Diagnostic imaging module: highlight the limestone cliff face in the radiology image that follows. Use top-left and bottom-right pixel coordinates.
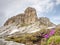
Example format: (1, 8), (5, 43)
(4, 7), (38, 26)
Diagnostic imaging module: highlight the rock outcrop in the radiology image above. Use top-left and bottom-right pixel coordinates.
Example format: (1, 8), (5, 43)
(4, 7), (38, 26)
(39, 17), (55, 27)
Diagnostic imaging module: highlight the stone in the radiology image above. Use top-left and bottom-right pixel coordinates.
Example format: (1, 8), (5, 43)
(0, 39), (6, 45)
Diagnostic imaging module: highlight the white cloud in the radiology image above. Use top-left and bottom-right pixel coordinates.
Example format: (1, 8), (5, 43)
(21, 0), (55, 15)
(51, 16), (60, 25)
(5, 0), (55, 15)
(53, 17), (60, 20)
(56, 0), (60, 5)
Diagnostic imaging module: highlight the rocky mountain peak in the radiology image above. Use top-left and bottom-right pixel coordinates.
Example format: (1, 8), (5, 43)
(25, 7), (36, 13)
(4, 7), (38, 26)
(4, 7), (55, 27)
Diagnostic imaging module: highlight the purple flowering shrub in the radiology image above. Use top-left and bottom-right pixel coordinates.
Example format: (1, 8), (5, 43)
(49, 29), (55, 36)
(43, 29), (55, 38)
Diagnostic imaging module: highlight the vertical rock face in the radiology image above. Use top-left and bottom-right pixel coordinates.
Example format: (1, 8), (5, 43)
(4, 7), (38, 26)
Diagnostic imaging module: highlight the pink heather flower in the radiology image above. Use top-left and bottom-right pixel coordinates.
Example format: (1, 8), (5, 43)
(49, 29), (55, 36)
(43, 34), (49, 38)
(42, 29), (55, 38)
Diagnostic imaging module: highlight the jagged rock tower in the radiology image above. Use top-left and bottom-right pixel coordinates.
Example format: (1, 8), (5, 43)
(24, 7), (37, 24)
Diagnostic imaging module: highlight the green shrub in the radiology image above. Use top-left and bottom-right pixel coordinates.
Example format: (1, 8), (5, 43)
(47, 36), (60, 45)
(55, 27), (60, 35)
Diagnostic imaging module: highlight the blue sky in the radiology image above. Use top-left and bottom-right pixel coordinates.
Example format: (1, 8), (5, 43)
(0, 0), (60, 27)
(39, 4), (60, 24)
